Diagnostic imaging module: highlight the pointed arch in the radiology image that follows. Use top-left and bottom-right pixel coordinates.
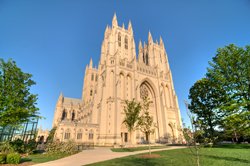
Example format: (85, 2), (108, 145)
(126, 74), (132, 100)
(118, 32), (121, 47)
(61, 109), (67, 120)
(124, 35), (128, 49)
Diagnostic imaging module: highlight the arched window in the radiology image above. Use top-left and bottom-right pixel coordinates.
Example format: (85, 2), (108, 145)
(118, 33), (121, 47)
(89, 130), (94, 140)
(124, 36), (128, 49)
(143, 53), (149, 65)
(61, 109), (67, 120)
(77, 129), (82, 140)
(64, 129), (70, 139)
(91, 74), (94, 81)
(71, 111), (75, 121)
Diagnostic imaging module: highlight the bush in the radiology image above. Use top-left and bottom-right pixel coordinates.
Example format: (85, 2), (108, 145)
(10, 139), (25, 153)
(45, 140), (78, 154)
(25, 139), (37, 154)
(0, 141), (14, 153)
(6, 153), (21, 164)
(0, 153), (7, 164)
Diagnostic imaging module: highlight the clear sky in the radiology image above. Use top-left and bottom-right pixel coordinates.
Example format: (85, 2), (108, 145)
(0, 0), (250, 130)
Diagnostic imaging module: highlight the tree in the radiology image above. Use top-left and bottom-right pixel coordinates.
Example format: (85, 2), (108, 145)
(122, 98), (141, 145)
(0, 59), (38, 127)
(206, 44), (250, 140)
(46, 127), (57, 143)
(188, 44), (250, 142)
(138, 97), (156, 155)
(188, 78), (223, 141)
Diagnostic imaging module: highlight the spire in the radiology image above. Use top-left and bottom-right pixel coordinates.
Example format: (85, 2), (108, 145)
(105, 25), (109, 34)
(58, 92), (64, 104)
(138, 40), (143, 63)
(160, 36), (165, 48)
(128, 20), (133, 34)
(122, 23), (125, 29)
(139, 40), (142, 51)
(89, 58), (93, 68)
(148, 31), (153, 44)
(59, 92), (63, 98)
(112, 13), (118, 27)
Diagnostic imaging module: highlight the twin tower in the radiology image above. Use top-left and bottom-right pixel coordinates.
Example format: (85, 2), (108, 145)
(53, 14), (183, 145)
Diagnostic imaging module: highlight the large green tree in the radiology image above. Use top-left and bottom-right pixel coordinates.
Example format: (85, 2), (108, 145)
(0, 59), (38, 127)
(207, 44), (250, 140)
(122, 98), (141, 144)
(188, 78), (225, 140)
(188, 44), (250, 142)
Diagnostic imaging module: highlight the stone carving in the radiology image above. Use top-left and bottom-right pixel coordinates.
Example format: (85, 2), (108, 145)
(140, 84), (149, 99)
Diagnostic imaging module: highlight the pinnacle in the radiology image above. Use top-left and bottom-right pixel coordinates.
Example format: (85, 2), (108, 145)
(89, 58), (93, 67)
(112, 13), (118, 26)
(148, 31), (153, 43)
(139, 40), (142, 49)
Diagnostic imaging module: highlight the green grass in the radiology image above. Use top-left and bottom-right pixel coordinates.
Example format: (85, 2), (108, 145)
(21, 153), (73, 163)
(111, 146), (168, 152)
(87, 144), (250, 166)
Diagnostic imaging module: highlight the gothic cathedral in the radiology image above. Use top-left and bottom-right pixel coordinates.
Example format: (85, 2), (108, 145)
(52, 14), (183, 146)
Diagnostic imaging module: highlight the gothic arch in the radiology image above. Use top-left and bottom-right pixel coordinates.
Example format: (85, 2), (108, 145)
(138, 78), (157, 98)
(126, 74), (132, 100)
(138, 78), (160, 140)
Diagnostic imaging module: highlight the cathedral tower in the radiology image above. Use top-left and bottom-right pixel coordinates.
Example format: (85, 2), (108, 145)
(52, 14), (183, 145)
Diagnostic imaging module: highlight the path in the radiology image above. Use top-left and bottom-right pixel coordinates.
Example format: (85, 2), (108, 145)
(34, 146), (186, 166)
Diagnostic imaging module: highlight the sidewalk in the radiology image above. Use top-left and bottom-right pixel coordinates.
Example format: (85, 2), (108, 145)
(34, 146), (186, 166)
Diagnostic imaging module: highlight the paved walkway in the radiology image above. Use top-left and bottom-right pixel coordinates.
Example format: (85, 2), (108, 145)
(34, 146), (186, 166)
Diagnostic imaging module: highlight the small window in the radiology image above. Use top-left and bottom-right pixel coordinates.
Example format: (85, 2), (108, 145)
(118, 33), (121, 47)
(89, 133), (94, 140)
(90, 90), (93, 96)
(77, 133), (82, 139)
(61, 110), (67, 120)
(64, 133), (70, 139)
(91, 74), (94, 81)
(71, 111), (75, 121)
(95, 75), (98, 81)
(125, 36), (128, 49)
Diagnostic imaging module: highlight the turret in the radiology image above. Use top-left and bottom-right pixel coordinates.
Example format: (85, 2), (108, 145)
(89, 58), (93, 69)
(112, 13), (118, 27)
(160, 36), (165, 49)
(128, 20), (133, 34)
(138, 40), (143, 62)
(148, 31), (153, 44)
(57, 92), (64, 106)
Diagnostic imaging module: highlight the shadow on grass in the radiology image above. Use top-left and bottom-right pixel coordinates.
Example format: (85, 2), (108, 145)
(201, 154), (250, 164)
(20, 157), (32, 163)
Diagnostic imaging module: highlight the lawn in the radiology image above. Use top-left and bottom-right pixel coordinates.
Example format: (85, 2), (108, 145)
(20, 152), (74, 165)
(86, 144), (250, 166)
(111, 146), (168, 152)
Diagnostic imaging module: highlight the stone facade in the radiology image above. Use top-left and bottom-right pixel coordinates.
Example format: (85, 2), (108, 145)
(52, 14), (183, 146)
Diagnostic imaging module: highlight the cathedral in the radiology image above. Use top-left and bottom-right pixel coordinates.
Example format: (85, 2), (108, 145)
(52, 14), (183, 146)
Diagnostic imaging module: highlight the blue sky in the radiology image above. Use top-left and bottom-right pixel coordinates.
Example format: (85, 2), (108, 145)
(0, 0), (250, 130)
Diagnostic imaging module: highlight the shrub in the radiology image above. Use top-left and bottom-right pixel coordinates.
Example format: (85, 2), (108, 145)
(0, 141), (14, 153)
(45, 140), (78, 154)
(10, 139), (25, 153)
(25, 139), (37, 154)
(6, 153), (21, 164)
(0, 153), (7, 164)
